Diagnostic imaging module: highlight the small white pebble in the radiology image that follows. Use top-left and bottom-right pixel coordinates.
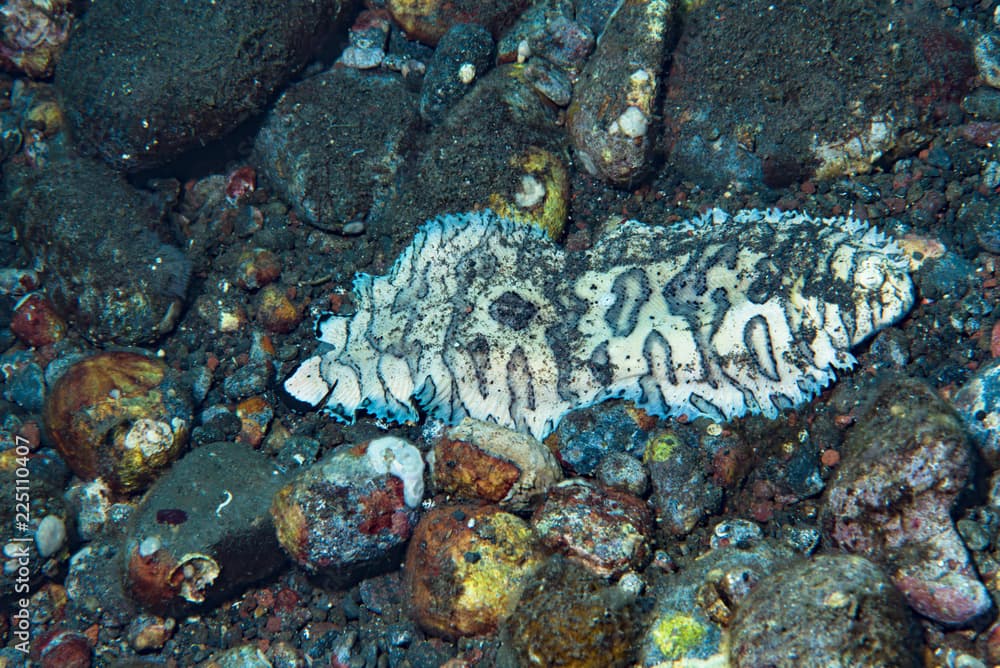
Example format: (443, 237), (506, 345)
(458, 63), (477, 85)
(342, 220), (366, 236)
(339, 46), (385, 70)
(617, 572), (644, 597)
(401, 59), (426, 78)
(629, 68), (650, 85)
(517, 39), (531, 63)
(615, 106), (648, 139)
(514, 174), (545, 209)
(953, 653), (987, 668)
(35, 515), (67, 558)
(138, 535), (161, 558)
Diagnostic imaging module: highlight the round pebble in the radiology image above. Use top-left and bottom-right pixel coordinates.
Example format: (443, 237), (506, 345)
(34, 514), (66, 558)
(594, 451), (649, 496)
(956, 518), (991, 552)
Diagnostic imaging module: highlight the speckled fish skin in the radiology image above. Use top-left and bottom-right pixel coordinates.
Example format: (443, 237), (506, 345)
(285, 209), (914, 439)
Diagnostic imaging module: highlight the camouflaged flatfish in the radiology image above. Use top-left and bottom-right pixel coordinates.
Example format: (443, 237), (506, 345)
(285, 209), (914, 439)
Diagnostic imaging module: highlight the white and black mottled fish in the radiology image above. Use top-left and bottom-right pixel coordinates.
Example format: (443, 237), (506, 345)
(285, 208), (914, 439)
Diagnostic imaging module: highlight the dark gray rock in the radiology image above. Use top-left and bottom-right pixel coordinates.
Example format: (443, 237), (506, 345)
(64, 541), (136, 628)
(56, 0), (349, 171)
(958, 194), (1000, 254)
(419, 24), (495, 124)
(254, 67), (419, 233)
(548, 402), (651, 475)
(5, 156), (188, 345)
(963, 86), (1000, 120)
(568, 0), (675, 185)
(122, 442), (289, 616)
(664, 0), (973, 189)
(379, 63), (567, 243)
(729, 555), (922, 668)
(646, 429), (722, 538)
(915, 251), (976, 301)
(594, 451), (648, 496)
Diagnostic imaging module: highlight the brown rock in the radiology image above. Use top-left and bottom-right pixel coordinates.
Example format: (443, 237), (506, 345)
(568, 0), (676, 185)
(387, 0), (528, 46)
(532, 479), (652, 577)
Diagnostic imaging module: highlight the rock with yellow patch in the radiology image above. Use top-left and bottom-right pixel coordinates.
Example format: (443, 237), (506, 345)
(649, 613), (709, 663)
(640, 539), (796, 666)
(404, 504), (542, 639)
(271, 437), (423, 585)
(488, 146), (569, 239)
(645, 429), (722, 537)
(379, 64), (568, 240)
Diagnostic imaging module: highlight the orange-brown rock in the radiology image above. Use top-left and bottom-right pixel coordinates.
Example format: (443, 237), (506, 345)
(430, 418), (561, 510)
(43, 352), (191, 494)
(387, 0), (527, 45)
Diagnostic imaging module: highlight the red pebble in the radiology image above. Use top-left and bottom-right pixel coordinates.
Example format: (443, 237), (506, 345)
(960, 122), (1000, 147)
(274, 588), (299, 612)
(225, 166), (256, 203)
(205, 353), (220, 372)
(833, 413), (856, 428)
(34, 629), (92, 668)
(255, 588), (275, 609)
(264, 615), (282, 634)
(991, 321), (1000, 358)
(820, 448), (841, 468)
(11, 293), (66, 346)
(17, 421), (41, 448)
